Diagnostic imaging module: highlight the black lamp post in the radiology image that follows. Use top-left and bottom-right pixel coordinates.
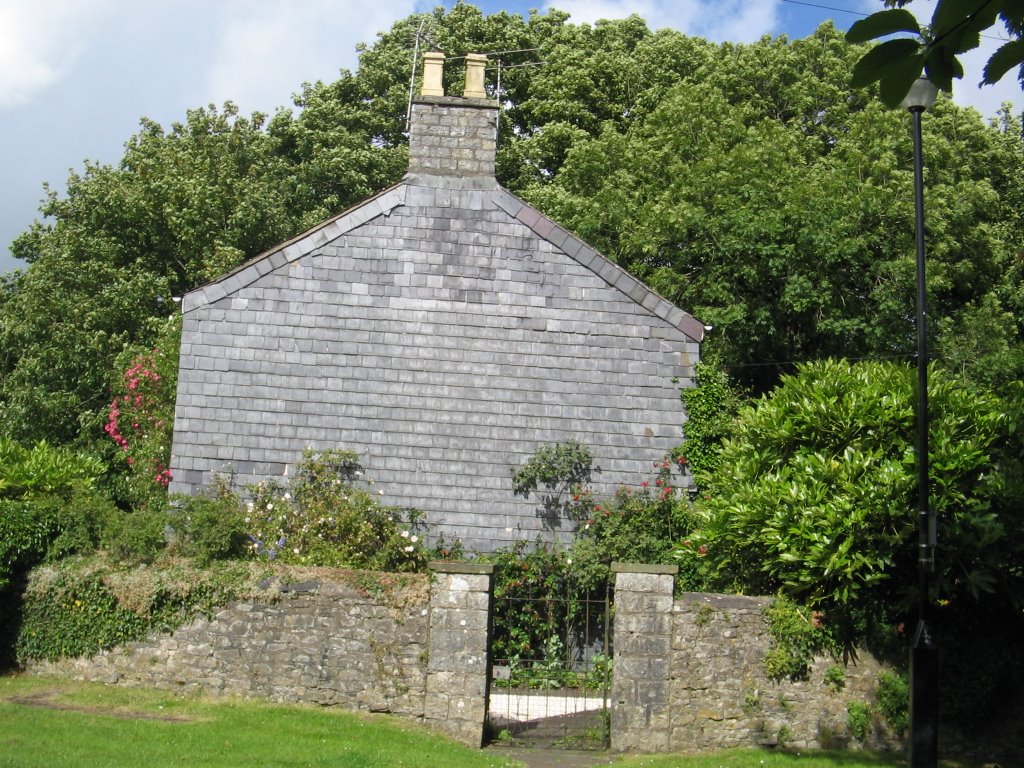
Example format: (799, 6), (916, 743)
(901, 75), (939, 768)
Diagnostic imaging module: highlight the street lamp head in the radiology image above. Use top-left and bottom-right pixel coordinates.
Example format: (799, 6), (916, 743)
(900, 76), (939, 112)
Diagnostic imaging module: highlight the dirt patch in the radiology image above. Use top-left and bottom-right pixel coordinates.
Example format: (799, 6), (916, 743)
(7, 689), (195, 722)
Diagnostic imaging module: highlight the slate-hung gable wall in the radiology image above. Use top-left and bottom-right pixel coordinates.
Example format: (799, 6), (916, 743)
(169, 54), (703, 552)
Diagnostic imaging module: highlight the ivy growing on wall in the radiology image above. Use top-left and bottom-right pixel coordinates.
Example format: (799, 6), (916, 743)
(17, 557), (265, 663)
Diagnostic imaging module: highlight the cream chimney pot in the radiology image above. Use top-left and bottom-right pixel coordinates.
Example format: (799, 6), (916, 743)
(421, 51), (445, 97)
(463, 53), (487, 98)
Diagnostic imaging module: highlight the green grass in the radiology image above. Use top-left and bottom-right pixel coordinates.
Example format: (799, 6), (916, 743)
(0, 674), (522, 768)
(2, 675), (987, 768)
(611, 751), (903, 767)
(610, 747), (985, 768)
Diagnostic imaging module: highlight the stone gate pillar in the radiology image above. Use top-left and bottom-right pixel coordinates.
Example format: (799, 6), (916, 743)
(423, 561), (494, 746)
(610, 562), (677, 753)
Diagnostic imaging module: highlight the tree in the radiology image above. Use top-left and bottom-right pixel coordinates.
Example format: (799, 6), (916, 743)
(847, 0), (1024, 107)
(526, 23), (1024, 392)
(3, 5), (1022, 457)
(0, 106), (299, 445)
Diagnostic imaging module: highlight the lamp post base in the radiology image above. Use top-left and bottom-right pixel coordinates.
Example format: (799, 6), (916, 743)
(909, 618), (938, 767)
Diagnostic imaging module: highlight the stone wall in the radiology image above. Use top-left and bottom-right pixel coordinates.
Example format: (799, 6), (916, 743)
(27, 563), (494, 747)
(669, 593), (891, 752)
(611, 565), (896, 754)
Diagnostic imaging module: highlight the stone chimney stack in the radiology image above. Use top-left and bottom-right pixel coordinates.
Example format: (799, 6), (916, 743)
(407, 53), (498, 183)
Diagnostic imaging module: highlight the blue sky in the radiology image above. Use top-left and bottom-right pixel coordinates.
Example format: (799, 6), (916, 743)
(1, 0), (1020, 273)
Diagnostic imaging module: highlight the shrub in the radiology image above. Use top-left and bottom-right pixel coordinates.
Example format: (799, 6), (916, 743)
(692, 360), (1024, 641)
(511, 440), (594, 529)
(174, 482), (249, 565)
(103, 315), (180, 510)
(571, 457), (706, 592)
(242, 448), (428, 572)
(1, 464), (113, 592)
(0, 470), (115, 668)
(846, 700), (872, 743)
(762, 595), (839, 682)
(486, 541), (571, 663)
(100, 508), (168, 565)
(16, 556), (260, 663)
(679, 358), (743, 484)
(0, 438), (105, 500)
(876, 670), (909, 736)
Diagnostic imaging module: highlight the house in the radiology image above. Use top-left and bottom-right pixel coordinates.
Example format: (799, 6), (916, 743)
(168, 52), (704, 552)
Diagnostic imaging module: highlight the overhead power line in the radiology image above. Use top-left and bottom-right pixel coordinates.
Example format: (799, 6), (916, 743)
(779, 0), (1009, 42)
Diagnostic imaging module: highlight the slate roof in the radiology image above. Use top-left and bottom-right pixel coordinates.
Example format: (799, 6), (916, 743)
(183, 183), (705, 346)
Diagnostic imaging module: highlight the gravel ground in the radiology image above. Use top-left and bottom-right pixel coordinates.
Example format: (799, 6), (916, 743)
(484, 746), (622, 768)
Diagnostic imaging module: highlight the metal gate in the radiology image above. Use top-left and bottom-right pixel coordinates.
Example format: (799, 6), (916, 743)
(487, 580), (612, 750)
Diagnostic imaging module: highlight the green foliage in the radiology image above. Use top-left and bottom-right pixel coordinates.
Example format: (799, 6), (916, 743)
(847, 2), (1023, 107)
(15, 557), (264, 663)
(824, 664), (846, 692)
(679, 359), (742, 485)
(103, 314), (180, 509)
(0, 484), (116, 668)
(690, 360), (1024, 633)
(0, 438), (104, 499)
(0, 439), (112, 594)
(525, 23), (1024, 394)
(242, 448), (428, 572)
(99, 508), (169, 565)
(875, 670), (909, 737)
(17, 568), (151, 661)
(570, 457), (706, 593)
(487, 541), (572, 664)
(511, 439), (594, 527)
(762, 596), (839, 682)
(175, 482), (249, 565)
(846, 700), (872, 743)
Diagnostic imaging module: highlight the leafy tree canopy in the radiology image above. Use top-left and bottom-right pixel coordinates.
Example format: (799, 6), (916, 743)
(0, 3), (1021, 457)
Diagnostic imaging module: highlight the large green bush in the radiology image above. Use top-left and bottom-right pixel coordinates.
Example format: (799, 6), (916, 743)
(0, 439), (112, 591)
(683, 360), (1024, 621)
(569, 456), (706, 593)
(680, 359), (1024, 732)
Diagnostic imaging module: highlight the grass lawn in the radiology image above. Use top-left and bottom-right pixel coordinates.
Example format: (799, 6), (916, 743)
(0, 674), (522, 768)
(611, 750), (904, 767)
(2, 675), (987, 768)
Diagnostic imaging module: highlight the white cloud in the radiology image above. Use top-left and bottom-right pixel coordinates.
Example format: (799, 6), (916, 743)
(0, 0), (114, 109)
(544, 0), (781, 43)
(202, 0), (416, 115)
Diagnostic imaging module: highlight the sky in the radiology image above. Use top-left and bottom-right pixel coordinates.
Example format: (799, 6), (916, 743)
(1, 0), (1021, 274)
